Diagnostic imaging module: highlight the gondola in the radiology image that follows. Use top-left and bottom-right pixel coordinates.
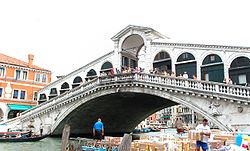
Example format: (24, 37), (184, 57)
(0, 131), (49, 142)
(0, 134), (49, 142)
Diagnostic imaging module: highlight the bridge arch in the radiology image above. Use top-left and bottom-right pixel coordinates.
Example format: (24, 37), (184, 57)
(100, 61), (113, 75)
(38, 93), (47, 104)
(72, 76), (83, 89)
(176, 52), (197, 79)
(48, 88), (58, 100)
(201, 54), (224, 82)
(153, 50), (172, 74)
(51, 84), (229, 136)
(86, 69), (97, 81)
(60, 82), (70, 94)
(229, 56), (250, 85)
(120, 34), (145, 69)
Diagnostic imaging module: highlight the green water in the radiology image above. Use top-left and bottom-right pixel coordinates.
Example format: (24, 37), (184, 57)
(0, 129), (178, 151)
(0, 137), (61, 151)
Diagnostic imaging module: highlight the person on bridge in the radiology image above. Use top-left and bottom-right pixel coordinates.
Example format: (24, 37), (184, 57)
(195, 118), (211, 151)
(93, 118), (104, 147)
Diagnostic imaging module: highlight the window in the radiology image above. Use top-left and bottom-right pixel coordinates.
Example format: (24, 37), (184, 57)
(42, 74), (47, 83)
(15, 70), (21, 80)
(0, 88), (2, 97)
(0, 67), (5, 77)
(22, 71), (28, 80)
(20, 91), (26, 99)
(15, 70), (28, 80)
(130, 59), (137, 68)
(35, 73), (41, 82)
(122, 56), (129, 67)
(13, 90), (19, 99)
(210, 55), (215, 61)
(33, 92), (38, 101)
(183, 53), (189, 59)
(205, 73), (209, 81)
(238, 74), (247, 84)
(35, 73), (47, 83)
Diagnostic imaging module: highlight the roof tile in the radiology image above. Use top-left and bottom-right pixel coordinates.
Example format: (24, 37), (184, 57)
(0, 53), (50, 72)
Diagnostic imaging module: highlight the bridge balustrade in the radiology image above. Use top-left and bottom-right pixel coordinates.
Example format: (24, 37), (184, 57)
(13, 73), (250, 123)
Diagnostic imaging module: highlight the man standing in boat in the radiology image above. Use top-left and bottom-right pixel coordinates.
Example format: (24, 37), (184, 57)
(93, 118), (104, 147)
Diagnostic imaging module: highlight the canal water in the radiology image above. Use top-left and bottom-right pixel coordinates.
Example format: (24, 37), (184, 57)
(0, 137), (62, 151)
(0, 129), (178, 151)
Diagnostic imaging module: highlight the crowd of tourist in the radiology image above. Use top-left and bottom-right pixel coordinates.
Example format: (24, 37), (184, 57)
(99, 66), (249, 87)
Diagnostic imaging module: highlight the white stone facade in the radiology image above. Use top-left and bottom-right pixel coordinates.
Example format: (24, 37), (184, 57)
(37, 25), (250, 101)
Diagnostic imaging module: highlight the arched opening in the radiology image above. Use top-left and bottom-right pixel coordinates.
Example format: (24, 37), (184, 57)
(153, 51), (172, 74)
(72, 76), (83, 89)
(201, 54), (224, 82)
(52, 90), (226, 136)
(60, 82), (70, 94)
(229, 56), (250, 86)
(38, 93), (47, 104)
(100, 61), (113, 76)
(176, 52), (197, 79)
(49, 88), (58, 100)
(8, 110), (19, 119)
(121, 34), (144, 71)
(86, 69), (97, 81)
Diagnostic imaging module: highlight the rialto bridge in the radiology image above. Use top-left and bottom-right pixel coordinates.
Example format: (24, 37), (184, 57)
(3, 25), (250, 136)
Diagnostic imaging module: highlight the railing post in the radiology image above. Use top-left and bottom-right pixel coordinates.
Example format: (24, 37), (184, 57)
(215, 84), (219, 92)
(185, 79), (189, 87)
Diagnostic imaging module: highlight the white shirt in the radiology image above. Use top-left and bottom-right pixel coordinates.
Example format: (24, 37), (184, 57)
(195, 124), (211, 143)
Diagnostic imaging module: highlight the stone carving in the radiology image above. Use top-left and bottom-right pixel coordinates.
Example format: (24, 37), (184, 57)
(209, 102), (222, 116)
(4, 82), (12, 99)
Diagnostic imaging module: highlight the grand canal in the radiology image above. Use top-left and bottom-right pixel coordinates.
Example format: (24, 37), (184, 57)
(0, 129), (178, 151)
(0, 137), (61, 151)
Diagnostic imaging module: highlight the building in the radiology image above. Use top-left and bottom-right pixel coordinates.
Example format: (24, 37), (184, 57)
(35, 25), (250, 130)
(0, 53), (51, 122)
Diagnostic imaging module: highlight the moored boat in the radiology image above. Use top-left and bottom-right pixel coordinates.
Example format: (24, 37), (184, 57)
(0, 135), (49, 142)
(0, 131), (49, 142)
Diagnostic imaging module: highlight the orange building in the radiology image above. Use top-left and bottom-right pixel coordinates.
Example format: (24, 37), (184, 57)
(0, 53), (51, 121)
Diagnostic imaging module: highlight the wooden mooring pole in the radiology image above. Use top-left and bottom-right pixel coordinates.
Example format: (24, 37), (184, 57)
(61, 124), (71, 151)
(118, 134), (132, 151)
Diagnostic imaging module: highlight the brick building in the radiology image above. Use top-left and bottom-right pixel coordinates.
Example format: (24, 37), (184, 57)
(0, 53), (51, 122)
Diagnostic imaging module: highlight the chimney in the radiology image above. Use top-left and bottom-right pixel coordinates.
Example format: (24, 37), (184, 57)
(28, 54), (34, 67)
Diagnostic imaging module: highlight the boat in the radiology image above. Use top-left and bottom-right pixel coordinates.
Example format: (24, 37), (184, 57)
(0, 131), (49, 142)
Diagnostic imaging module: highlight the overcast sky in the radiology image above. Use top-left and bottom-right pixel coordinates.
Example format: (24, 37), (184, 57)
(0, 0), (249, 81)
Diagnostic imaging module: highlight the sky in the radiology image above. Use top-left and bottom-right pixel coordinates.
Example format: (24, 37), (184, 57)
(0, 0), (250, 82)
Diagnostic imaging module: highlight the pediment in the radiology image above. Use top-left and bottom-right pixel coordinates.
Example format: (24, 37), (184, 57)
(111, 25), (168, 41)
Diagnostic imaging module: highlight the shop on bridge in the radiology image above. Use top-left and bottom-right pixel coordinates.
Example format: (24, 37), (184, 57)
(229, 56), (250, 86)
(175, 52), (197, 79)
(100, 61), (113, 75)
(201, 54), (224, 82)
(153, 51), (172, 74)
(86, 69), (97, 81)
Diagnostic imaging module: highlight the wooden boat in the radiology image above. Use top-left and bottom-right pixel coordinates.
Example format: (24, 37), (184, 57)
(0, 131), (49, 142)
(0, 134), (49, 142)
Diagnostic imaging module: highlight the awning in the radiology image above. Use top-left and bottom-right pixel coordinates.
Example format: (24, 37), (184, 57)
(8, 104), (34, 111)
(162, 115), (171, 119)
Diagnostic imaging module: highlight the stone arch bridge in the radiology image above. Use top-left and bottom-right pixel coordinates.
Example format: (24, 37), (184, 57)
(5, 73), (250, 136)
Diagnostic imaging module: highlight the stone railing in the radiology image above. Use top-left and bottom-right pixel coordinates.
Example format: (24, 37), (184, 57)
(9, 78), (100, 123)
(7, 73), (250, 124)
(99, 73), (250, 99)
